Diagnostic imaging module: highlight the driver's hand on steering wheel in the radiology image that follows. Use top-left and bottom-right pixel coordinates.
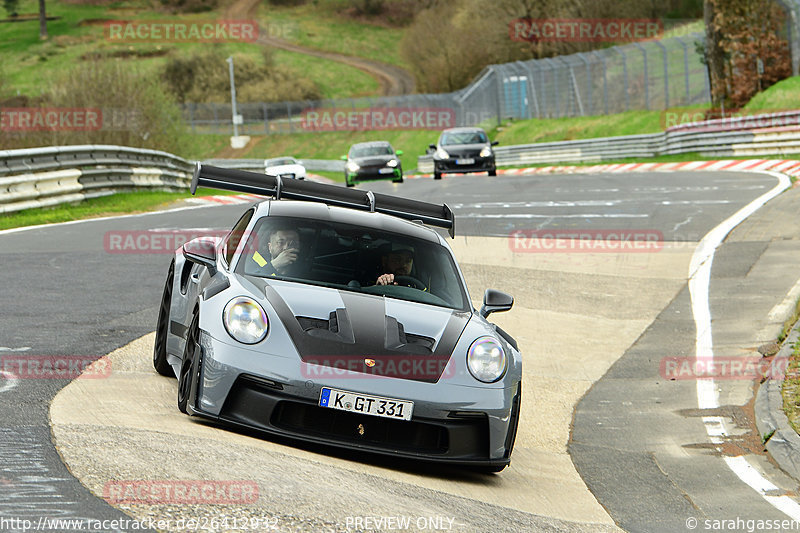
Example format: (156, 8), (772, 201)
(376, 273), (396, 286)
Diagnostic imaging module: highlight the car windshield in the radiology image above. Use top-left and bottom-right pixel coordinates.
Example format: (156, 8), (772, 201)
(266, 158), (296, 166)
(350, 145), (393, 158)
(441, 131), (488, 145)
(236, 216), (468, 311)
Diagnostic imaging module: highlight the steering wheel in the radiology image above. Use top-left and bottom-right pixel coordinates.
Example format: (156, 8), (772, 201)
(393, 275), (427, 291)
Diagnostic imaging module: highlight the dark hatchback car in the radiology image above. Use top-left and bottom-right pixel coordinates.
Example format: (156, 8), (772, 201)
(429, 127), (498, 179)
(342, 141), (404, 187)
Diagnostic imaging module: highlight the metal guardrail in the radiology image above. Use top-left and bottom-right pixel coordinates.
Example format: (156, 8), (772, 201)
(4, 112), (800, 213)
(417, 122), (800, 172)
(0, 145), (194, 213)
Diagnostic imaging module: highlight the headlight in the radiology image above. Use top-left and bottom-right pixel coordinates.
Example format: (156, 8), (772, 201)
(466, 337), (507, 383)
(387, 159), (398, 168)
(346, 161), (360, 173)
(435, 147), (450, 159)
(223, 297), (268, 344)
(479, 146), (493, 158)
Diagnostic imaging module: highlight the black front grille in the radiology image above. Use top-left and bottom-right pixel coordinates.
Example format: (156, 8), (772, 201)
(219, 376), (492, 460)
(272, 401), (449, 454)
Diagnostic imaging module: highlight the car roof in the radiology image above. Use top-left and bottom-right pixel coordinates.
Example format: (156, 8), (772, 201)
(350, 141), (392, 148)
(255, 200), (442, 244)
(441, 127), (486, 134)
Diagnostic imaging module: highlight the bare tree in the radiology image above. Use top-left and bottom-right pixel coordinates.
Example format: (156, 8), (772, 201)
(704, 0), (727, 106)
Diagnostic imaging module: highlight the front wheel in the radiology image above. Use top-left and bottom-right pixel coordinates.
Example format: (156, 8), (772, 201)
(434, 171), (442, 180)
(178, 314), (200, 414)
(153, 262), (175, 377)
(345, 173), (355, 187)
(488, 169), (497, 177)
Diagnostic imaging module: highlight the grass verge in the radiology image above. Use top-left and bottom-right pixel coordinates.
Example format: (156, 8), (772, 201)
(782, 335), (800, 435)
(0, 187), (234, 231)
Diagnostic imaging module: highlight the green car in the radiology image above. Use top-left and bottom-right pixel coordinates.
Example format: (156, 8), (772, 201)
(342, 141), (403, 187)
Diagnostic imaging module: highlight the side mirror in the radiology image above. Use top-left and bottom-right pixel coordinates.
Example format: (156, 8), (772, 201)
(428, 144), (437, 151)
(340, 155), (347, 161)
(491, 140), (499, 146)
(183, 237), (218, 276)
(396, 149), (404, 156)
(480, 289), (513, 318)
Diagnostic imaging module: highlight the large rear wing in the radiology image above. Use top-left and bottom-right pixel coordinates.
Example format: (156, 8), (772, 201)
(191, 163), (456, 238)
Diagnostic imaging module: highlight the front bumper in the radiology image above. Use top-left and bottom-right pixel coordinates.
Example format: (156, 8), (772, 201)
(349, 167), (402, 182)
(187, 330), (519, 467)
(434, 156), (495, 175)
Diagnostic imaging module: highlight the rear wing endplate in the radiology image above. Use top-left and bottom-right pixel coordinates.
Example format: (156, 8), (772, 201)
(191, 163), (456, 238)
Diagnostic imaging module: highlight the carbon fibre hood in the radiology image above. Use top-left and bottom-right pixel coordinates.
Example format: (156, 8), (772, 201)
(252, 278), (470, 383)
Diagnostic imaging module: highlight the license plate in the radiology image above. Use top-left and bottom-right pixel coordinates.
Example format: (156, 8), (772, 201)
(319, 387), (413, 421)
(456, 158), (474, 165)
(379, 168), (394, 174)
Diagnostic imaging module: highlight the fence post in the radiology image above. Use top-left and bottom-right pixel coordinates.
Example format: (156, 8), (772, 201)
(678, 37), (691, 105)
(633, 42), (650, 110)
(523, 61), (541, 118)
(614, 48), (630, 111)
(543, 58), (560, 118)
(494, 67), (504, 126)
(654, 40), (669, 109)
(593, 51), (609, 115)
(576, 53), (592, 116)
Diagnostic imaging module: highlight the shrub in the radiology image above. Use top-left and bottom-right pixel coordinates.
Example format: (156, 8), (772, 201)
(3, 61), (189, 154)
(162, 47), (321, 104)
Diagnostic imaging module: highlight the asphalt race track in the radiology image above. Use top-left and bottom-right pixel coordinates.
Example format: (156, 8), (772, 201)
(3, 169), (800, 532)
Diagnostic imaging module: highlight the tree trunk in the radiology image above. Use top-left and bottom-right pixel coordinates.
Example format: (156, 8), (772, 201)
(704, 0), (726, 106)
(38, 0), (47, 40)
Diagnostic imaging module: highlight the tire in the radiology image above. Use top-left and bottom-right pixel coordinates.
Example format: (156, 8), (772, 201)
(488, 169), (497, 177)
(345, 173), (355, 187)
(393, 176), (404, 184)
(153, 261), (175, 377)
(434, 171), (442, 180)
(177, 313), (200, 414)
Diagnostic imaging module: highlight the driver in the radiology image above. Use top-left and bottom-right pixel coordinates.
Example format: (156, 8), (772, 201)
(251, 222), (302, 277)
(375, 243), (416, 286)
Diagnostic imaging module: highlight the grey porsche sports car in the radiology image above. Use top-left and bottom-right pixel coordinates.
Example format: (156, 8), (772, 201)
(153, 164), (521, 471)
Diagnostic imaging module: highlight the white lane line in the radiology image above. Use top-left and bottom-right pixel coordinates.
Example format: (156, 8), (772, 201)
(0, 371), (18, 394)
(0, 203), (220, 236)
(0, 347), (31, 352)
(689, 170), (800, 518)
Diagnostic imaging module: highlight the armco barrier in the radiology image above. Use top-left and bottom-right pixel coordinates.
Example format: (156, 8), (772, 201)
(417, 119), (800, 172)
(0, 147), (344, 213)
(0, 145), (194, 214)
(5, 111), (800, 213)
